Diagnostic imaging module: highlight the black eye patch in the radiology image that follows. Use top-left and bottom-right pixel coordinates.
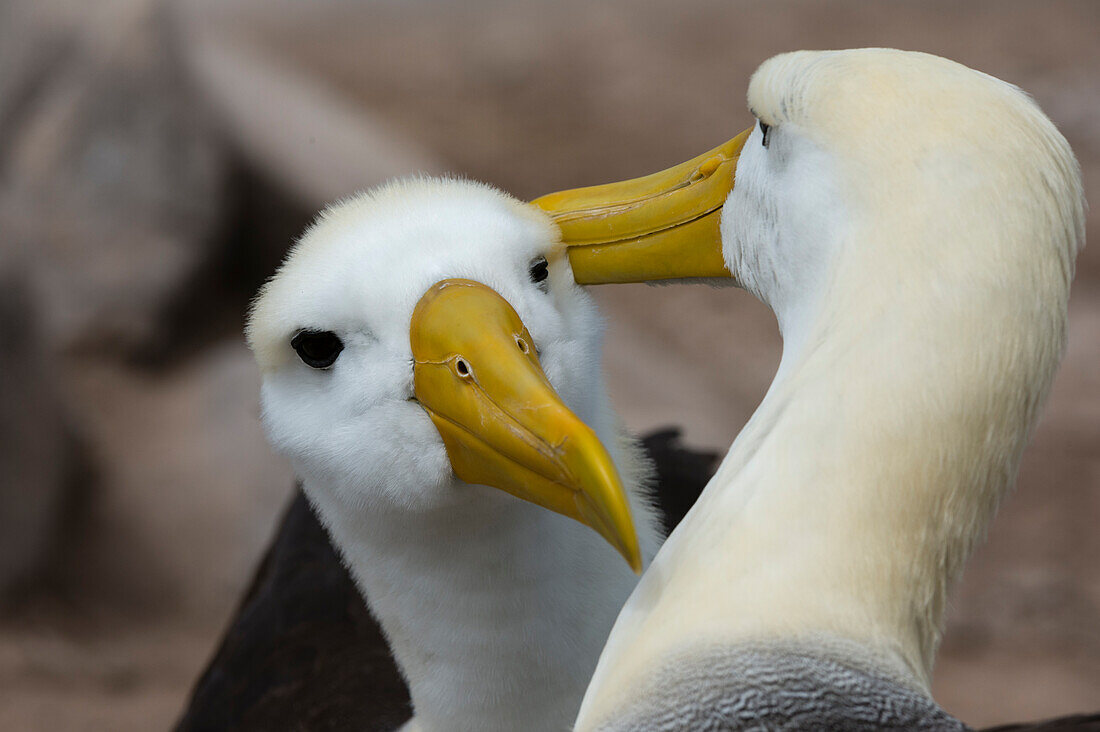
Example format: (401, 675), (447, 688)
(291, 330), (344, 369)
(759, 120), (771, 148)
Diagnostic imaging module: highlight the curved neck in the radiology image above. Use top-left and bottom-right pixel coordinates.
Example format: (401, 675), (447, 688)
(713, 276), (1055, 677)
(577, 250), (1065, 729)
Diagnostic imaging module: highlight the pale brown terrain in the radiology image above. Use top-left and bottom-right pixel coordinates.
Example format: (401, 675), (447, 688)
(0, 0), (1097, 729)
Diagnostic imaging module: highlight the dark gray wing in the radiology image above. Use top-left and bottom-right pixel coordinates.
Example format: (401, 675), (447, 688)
(174, 491), (412, 732)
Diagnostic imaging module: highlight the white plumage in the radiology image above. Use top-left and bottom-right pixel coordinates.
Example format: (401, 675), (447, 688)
(572, 49), (1085, 729)
(247, 178), (662, 732)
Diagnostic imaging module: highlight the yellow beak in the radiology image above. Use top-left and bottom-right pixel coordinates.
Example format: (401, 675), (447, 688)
(410, 279), (642, 573)
(531, 128), (752, 284)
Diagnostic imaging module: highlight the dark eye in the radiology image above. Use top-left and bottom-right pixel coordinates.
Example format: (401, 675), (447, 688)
(528, 256), (549, 287)
(759, 120), (771, 148)
(291, 330), (343, 369)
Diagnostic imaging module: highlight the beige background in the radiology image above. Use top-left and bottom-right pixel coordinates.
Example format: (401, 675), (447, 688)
(0, 0), (1097, 729)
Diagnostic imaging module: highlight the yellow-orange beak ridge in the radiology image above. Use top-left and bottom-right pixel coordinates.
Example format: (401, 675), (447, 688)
(531, 128), (752, 285)
(410, 278), (643, 573)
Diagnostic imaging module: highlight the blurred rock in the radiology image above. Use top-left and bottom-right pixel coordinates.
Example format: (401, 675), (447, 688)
(0, 255), (71, 595)
(0, 0), (228, 357)
(173, 1), (442, 211)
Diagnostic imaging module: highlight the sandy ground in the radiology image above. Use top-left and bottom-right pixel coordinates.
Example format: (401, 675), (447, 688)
(0, 1), (1097, 729)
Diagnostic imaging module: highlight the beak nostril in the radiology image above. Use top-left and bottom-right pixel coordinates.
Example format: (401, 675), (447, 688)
(455, 358), (471, 377)
(516, 336), (530, 354)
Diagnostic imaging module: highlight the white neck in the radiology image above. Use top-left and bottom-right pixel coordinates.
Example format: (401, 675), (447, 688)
(307, 449), (655, 732)
(576, 226), (1069, 728)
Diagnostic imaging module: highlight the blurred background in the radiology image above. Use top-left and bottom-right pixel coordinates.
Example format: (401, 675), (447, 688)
(0, 0), (1097, 729)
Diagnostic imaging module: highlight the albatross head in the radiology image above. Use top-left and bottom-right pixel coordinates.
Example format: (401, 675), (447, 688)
(247, 178), (643, 571)
(537, 48), (1083, 342)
